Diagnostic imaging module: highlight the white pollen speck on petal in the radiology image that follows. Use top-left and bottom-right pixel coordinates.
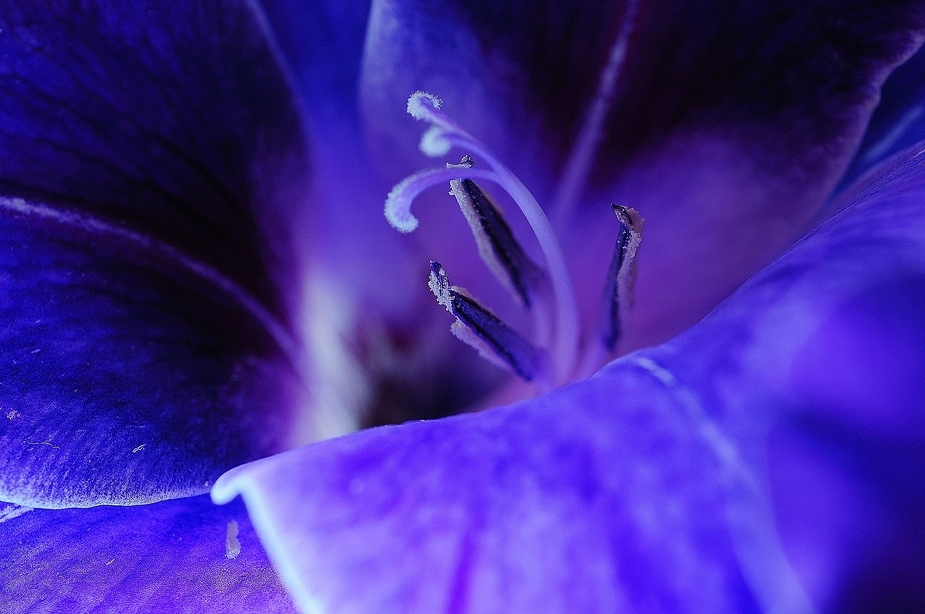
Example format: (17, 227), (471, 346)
(225, 520), (241, 559)
(131, 443), (146, 453)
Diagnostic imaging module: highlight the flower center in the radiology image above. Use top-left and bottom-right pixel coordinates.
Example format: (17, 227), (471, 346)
(385, 92), (643, 390)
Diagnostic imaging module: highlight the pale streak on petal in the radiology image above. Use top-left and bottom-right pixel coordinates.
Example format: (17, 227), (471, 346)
(552, 0), (640, 223)
(628, 356), (816, 614)
(0, 196), (303, 379)
(0, 503), (33, 524)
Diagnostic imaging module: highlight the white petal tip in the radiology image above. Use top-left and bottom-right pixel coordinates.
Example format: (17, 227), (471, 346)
(210, 468), (244, 504)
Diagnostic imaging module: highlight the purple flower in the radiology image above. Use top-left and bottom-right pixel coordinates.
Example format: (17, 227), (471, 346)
(1, 1), (924, 612)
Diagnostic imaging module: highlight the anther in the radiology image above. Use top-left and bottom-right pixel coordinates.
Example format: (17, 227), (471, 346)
(599, 204), (644, 351)
(428, 261), (549, 385)
(449, 178), (545, 308)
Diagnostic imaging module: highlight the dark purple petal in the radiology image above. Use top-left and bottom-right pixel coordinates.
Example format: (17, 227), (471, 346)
(838, 42), (925, 189)
(0, 1), (313, 507)
(213, 143), (925, 612)
(361, 0), (925, 348)
(0, 495), (297, 613)
(362, 0), (925, 194)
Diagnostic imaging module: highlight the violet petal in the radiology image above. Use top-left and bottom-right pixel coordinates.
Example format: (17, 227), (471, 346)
(215, 376), (766, 613)
(0, 0), (313, 507)
(645, 140), (925, 611)
(0, 495), (297, 613)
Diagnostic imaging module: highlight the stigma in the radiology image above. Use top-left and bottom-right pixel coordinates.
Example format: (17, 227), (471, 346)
(385, 91), (643, 390)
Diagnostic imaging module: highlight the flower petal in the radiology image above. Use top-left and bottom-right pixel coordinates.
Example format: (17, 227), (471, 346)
(215, 375), (771, 613)
(648, 141), (925, 611)
(257, 0), (370, 117)
(360, 0), (925, 347)
(361, 0), (925, 196)
(0, 1), (313, 507)
(214, 142), (925, 612)
(0, 495), (297, 613)
(839, 42), (925, 188)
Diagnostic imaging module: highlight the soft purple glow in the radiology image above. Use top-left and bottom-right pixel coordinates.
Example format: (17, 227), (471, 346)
(0, 0), (924, 612)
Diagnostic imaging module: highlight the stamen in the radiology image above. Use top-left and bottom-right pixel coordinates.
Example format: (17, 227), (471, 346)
(449, 178), (545, 308)
(429, 261), (550, 386)
(387, 93), (648, 389)
(406, 92), (580, 382)
(599, 204), (644, 351)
